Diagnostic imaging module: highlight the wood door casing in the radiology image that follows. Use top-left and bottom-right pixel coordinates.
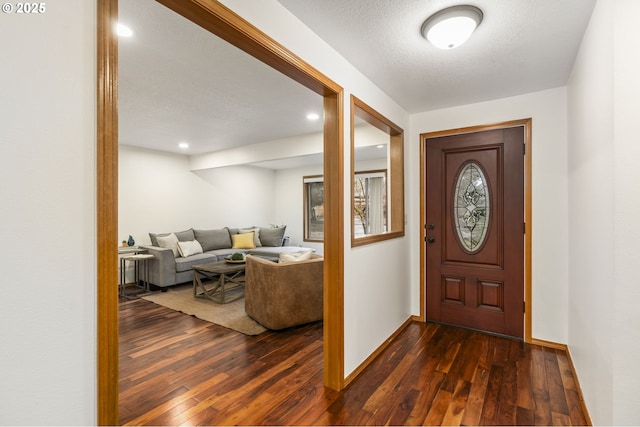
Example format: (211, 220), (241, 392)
(426, 126), (524, 338)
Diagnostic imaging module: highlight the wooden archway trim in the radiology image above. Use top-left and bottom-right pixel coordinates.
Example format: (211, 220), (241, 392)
(97, 0), (119, 425)
(97, 0), (345, 424)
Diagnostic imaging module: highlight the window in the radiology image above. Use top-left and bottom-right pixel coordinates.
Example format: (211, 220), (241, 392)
(303, 175), (324, 241)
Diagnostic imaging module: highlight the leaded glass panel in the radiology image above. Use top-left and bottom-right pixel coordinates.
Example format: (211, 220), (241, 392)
(454, 162), (489, 252)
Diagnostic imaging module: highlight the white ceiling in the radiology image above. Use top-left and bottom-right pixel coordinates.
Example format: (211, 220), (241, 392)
(277, 0), (597, 113)
(118, 0), (324, 156)
(119, 0), (596, 160)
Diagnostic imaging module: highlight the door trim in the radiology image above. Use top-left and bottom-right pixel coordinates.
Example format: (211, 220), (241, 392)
(419, 119), (532, 342)
(97, 0), (345, 424)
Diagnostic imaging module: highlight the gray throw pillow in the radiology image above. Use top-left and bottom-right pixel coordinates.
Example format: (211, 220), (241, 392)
(259, 226), (287, 247)
(149, 228), (194, 246)
(194, 228), (232, 251)
(174, 229), (195, 242)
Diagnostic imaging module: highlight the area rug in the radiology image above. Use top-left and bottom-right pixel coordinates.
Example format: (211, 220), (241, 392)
(142, 284), (267, 335)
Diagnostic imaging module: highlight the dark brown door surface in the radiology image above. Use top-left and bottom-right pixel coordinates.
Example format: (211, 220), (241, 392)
(426, 127), (524, 338)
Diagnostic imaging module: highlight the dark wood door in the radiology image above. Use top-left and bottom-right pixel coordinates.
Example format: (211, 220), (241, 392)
(426, 126), (524, 338)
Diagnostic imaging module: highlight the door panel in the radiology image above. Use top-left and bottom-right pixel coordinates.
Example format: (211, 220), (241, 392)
(426, 127), (524, 338)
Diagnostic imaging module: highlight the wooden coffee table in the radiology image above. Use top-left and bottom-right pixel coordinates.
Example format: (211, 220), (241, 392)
(192, 261), (246, 304)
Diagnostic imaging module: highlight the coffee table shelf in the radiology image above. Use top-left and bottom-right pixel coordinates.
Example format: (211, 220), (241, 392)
(192, 261), (246, 304)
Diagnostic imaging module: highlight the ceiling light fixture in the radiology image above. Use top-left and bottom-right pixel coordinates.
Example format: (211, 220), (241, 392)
(178, 142), (189, 149)
(306, 113), (320, 121)
(421, 5), (483, 50)
(116, 23), (133, 38)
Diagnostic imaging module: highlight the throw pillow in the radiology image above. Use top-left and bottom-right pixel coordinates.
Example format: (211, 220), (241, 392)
(240, 227), (262, 247)
(156, 233), (179, 257)
(259, 225), (287, 247)
(177, 240), (203, 258)
(174, 228), (195, 242)
(194, 228), (232, 251)
(279, 249), (313, 263)
(231, 232), (256, 249)
(149, 228), (194, 246)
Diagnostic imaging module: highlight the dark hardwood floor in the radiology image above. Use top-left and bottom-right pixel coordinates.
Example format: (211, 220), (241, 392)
(119, 299), (590, 426)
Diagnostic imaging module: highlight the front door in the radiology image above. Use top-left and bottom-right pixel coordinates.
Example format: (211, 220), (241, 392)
(425, 126), (524, 338)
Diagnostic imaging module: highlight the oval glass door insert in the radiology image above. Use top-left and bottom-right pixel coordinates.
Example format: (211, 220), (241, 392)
(454, 162), (490, 252)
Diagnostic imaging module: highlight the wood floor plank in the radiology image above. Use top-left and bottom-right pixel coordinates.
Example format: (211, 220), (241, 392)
(119, 299), (591, 426)
(423, 388), (453, 426)
(362, 351), (416, 413)
(122, 373), (228, 425)
(544, 347), (571, 416)
(479, 364), (504, 425)
(460, 367), (489, 426)
(531, 344), (553, 426)
(440, 378), (471, 426)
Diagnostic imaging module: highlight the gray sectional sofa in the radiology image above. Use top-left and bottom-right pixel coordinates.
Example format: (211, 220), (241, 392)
(142, 226), (313, 288)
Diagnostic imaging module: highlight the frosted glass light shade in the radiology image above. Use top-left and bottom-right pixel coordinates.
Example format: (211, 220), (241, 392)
(422, 5), (483, 49)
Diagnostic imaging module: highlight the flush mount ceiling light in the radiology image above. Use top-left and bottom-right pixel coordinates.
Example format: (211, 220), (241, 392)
(306, 112), (320, 121)
(178, 142), (189, 150)
(421, 5), (483, 49)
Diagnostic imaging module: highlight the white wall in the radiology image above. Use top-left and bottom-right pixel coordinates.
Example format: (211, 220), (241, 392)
(567, 0), (640, 424)
(409, 87), (570, 344)
(119, 145), (277, 243)
(274, 165), (324, 253)
(0, 1), (97, 424)
(219, 0), (412, 377)
(612, 1), (640, 423)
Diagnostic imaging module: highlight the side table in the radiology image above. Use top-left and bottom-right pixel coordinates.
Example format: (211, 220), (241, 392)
(119, 253), (155, 299)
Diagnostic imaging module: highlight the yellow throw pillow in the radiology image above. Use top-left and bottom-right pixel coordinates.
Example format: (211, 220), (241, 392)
(232, 232), (256, 249)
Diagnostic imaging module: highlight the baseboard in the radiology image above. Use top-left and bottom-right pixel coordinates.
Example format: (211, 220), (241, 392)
(530, 338), (593, 426)
(529, 337), (568, 351)
(343, 316), (414, 388)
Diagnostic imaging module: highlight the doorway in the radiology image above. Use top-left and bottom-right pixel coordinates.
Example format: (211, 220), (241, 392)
(97, 0), (344, 424)
(420, 119), (532, 340)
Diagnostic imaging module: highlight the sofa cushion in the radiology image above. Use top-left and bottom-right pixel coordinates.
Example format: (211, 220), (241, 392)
(177, 240), (203, 258)
(228, 226), (256, 236)
(149, 228), (194, 246)
(232, 232), (256, 249)
(208, 248), (241, 259)
(259, 226), (287, 246)
(156, 233), (179, 257)
(240, 227), (262, 247)
(194, 228), (231, 251)
(279, 249), (313, 263)
(175, 253), (217, 272)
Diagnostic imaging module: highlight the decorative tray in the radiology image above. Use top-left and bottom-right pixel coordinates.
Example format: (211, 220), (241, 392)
(225, 258), (246, 264)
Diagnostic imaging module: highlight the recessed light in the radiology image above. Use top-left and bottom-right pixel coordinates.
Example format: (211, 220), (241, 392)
(116, 23), (133, 38)
(306, 113), (320, 121)
(178, 142), (189, 150)
(377, 145), (384, 148)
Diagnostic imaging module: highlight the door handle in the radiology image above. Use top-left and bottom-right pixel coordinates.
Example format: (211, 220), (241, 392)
(426, 236), (436, 244)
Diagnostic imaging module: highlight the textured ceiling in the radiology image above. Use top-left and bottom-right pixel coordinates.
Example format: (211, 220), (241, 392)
(119, 0), (596, 159)
(277, 0), (597, 113)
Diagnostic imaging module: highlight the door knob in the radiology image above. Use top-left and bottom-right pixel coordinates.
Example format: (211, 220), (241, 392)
(427, 224), (435, 230)
(426, 236), (436, 244)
